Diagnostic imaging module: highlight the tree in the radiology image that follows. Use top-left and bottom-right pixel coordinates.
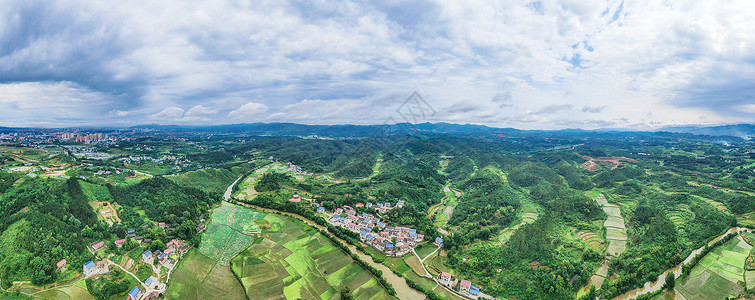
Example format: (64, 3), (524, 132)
(663, 273), (675, 290)
(339, 286), (353, 300)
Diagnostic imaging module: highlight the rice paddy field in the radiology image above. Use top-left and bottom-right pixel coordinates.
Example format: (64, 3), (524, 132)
(674, 235), (752, 300)
(230, 213), (393, 300)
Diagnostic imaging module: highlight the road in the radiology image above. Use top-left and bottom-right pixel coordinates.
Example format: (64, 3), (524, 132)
(412, 247), (470, 300)
(106, 259), (155, 294)
(224, 175), (243, 201)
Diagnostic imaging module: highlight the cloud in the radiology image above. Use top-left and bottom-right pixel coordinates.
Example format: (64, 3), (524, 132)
(532, 104), (573, 115)
(185, 104), (217, 117)
(150, 107), (185, 121)
(582, 105), (607, 113)
(228, 102), (269, 121)
(0, 0), (754, 129)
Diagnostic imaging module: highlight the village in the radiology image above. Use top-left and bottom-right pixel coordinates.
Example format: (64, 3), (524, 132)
(77, 225), (191, 300)
(287, 193), (490, 299)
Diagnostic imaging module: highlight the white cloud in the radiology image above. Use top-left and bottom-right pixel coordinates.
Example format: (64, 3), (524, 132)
(0, 0), (754, 128)
(185, 104), (217, 116)
(150, 106), (185, 121)
(228, 102), (269, 121)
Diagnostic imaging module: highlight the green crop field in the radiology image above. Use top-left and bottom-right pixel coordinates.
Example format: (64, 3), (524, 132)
(198, 202), (261, 264)
(165, 249), (246, 300)
(231, 213), (392, 300)
(675, 235), (752, 300)
(166, 202), (262, 300)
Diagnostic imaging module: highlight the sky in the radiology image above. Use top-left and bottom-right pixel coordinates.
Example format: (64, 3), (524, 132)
(0, 0), (754, 129)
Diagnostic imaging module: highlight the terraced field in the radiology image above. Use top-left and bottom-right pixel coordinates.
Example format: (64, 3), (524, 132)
(675, 235), (752, 300)
(578, 193), (626, 297)
(666, 205), (694, 232)
(231, 213), (392, 300)
(496, 199), (540, 244)
(575, 230), (604, 249)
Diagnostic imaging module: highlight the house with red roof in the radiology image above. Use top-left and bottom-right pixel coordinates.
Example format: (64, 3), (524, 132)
(56, 259), (67, 271)
(91, 241), (106, 251)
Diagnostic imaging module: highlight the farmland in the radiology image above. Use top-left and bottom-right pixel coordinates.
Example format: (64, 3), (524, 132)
(674, 235), (752, 300)
(166, 202), (261, 299)
(231, 213), (393, 300)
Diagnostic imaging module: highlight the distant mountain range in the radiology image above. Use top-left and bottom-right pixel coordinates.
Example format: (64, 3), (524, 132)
(659, 124), (755, 140)
(128, 122), (755, 140)
(3, 122), (754, 140)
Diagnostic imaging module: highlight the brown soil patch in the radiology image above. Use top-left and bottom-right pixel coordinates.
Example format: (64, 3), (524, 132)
(579, 154), (638, 171)
(529, 261), (545, 269)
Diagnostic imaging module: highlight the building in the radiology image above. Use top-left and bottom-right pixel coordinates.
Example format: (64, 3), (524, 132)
(290, 194), (301, 202)
(56, 259), (67, 271)
(145, 276), (160, 289)
(142, 250), (154, 264)
(115, 239), (127, 247)
(91, 241), (106, 251)
(459, 280), (472, 293)
(83, 260), (109, 277)
(317, 206), (325, 213)
(126, 287), (142, 300)
(127, 229), (136, 237)
(459, 280), (481, 297)
(434, 237), (444, 247)
(166, 239), (180, 249)
(438, 271), (452, 285)
(158, 222), (167, 228)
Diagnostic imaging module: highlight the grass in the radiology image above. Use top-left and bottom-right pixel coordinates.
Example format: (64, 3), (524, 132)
(415, 243), (437, 259)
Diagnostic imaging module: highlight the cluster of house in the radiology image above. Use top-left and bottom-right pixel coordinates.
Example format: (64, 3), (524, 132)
(438, 272), (482, 299)
(286, 162), (313, 176)
(327, 205), (422, 257)
(83, 260), (110, 277)
(141, 239), (188, 269)
(126, 276), (163, 300)
(118, 155), (189, 165)
(91, 225), (177, 253)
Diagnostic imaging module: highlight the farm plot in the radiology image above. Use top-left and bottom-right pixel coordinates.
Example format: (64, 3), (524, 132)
(167, 203), (262, 300)
(575, 230), (604, 250)
(675, 235), (751, 300)
(199, 224), (255, 264)
(165, 249), (246, 300)
(231, 214), (392, 300)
